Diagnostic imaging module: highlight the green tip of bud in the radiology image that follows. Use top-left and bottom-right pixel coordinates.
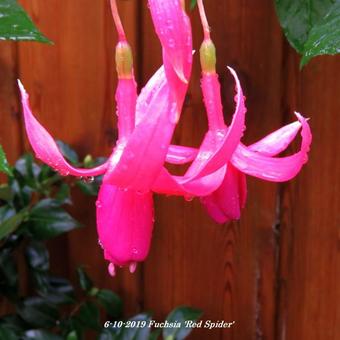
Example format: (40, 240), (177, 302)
(116, 42), (133, 79)
(200, 39), (216, 74)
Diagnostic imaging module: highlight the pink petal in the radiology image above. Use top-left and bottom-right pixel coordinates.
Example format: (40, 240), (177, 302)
(201, 164), (247, 223)
(166, 145), (198, 164)
(231, 113), (312, 182)
(104, 76), (177, 192)
(148, 0), (192, 85)
(248, 121), (301, 156)
(116, 78), (137, 140)
(152, 166), (226, 197)
(18, 80), (108, 177)
(97, 184), (154, 266)
(183, 67), (246, 180)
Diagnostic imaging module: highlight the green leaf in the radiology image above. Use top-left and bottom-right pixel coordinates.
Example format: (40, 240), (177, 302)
(0, 145), (13, 176)
(0, 248), (18, 295)
(117, 313), (152, 340)
(56, 140), (79, 165)
(275, 0), (340, 65)
(301, 2), (340, 66)
(23, 329), (63, 340)
(149, 330), (161, 340)
(55, 183), (71, 205)
(26, 241), (49, 271)
(0, 0), (51, 43)
(0, 184), (14, 201)
(77, 267), (94, 292)
(74, 301), (101, 331)
(0, 325), (17, 340)
(76, 177), (101, 196)
(0, 208), (28, 241)
(29, 199), (81, 239)
(16, 297), (59, 328)
(96, 289), (123, 318)
(66, 330), (78, 340)
(163, 306), (202, 340)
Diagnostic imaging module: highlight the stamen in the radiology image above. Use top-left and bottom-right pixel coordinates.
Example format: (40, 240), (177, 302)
(197, 0), (211, 40)
(129, 262), (137, 273)
(108, 262), (116, 277)
(110, 0), (127, 41)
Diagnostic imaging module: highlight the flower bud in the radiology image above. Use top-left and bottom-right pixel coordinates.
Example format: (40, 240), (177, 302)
(200, 39), (216, 74)
(115, 42), (133, 79)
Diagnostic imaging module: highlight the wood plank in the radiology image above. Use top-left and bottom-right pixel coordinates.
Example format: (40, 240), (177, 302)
(141, 1), (284, 339)
(17, 0), (142, 315)
(277, 50), (340, 340)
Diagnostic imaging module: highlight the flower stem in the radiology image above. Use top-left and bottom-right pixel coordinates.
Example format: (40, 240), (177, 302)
(197, 0), (210, 40)
(110, 0), (126, 41)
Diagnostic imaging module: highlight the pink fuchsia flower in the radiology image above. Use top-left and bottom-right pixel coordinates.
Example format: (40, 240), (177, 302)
(18, 0), (193, 275)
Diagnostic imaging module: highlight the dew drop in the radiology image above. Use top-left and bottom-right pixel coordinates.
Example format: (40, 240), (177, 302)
(98, 239), (104, 249)
(81, 176), (94, 183)
(95, 200), (102, 208)
(132, 247), (138, 255)
(184, 195), (194, 202)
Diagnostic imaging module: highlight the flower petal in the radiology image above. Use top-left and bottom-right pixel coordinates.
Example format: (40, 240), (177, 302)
(18, 80), (108, 177)
(97, 184), (154, 267)
(201, 164), (247, 223)
(104, 76), (178, 192)
(148, 0), (192, 85)
(231, 113), (312, 182)
(248, 121), (301, 156)
(183, 67), (246, 180)
(166, 145), (198, 164)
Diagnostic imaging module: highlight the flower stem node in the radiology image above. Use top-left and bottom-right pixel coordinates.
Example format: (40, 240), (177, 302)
(115, 42), (133, 79)
(200, 39), (216, 74)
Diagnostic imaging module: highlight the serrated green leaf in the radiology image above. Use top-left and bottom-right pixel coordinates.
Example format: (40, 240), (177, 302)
(0, 208), (28, 240)
(0, 0), (51, 43)
(29, 199), (81, 239)
(96, 289), (123, 319)
(56, 140), (79, 165)
(163, 306), (202, 340)
(17, 297), (59, 328)
(275, 0), (340, 65)
(301, 2), (340, 66)
(0, 145), (13, 176)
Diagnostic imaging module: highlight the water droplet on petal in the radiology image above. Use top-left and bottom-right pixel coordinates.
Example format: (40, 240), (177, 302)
(81, 176), (94, 183)
(98, 239), (104, 249)
(132, 247), (138, 255)
(184, 195), (194, 202)
(108, 263), (116, 277)
(96, 200), (102, 208)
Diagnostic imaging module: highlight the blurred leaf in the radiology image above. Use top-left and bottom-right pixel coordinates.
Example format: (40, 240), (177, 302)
(275, 0), (340, 66)
(190, 0), (197, 10)
(0, 325), (17, 340)
(98, 329), (117, 340)
(163, 306), (202, 340)
(23, 329), (63, 340)
(0, 0), (51, 43)
(29, 199), (81, 239)
(17, 297), (59, 328)
(0, 145), (13, 176)
(149, 330), (161, 340)
(56, 140), (79, 165)
(26, 241), (49, 272)
(55, 183), (71, 204)
(0, 208), (28, 241)
(38, 276), (75, 305)
(77, 267), (94, 292)
(0, 184), (13, 201)
(76, 177), (101, 196)
(0, 248), (18, 290)
(96, 289), (123, 319)
(117, 313), (152, 340)
(0, 314), (26, 335)
(0, 206), (15, 223)
(74, 301), (101, 331)
(66, 330), (78, 340)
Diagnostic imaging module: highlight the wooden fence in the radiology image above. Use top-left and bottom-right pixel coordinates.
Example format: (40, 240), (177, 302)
(0, 1), (339, 339)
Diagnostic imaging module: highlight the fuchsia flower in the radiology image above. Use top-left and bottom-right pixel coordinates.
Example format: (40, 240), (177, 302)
(18, 0), (311, 277)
